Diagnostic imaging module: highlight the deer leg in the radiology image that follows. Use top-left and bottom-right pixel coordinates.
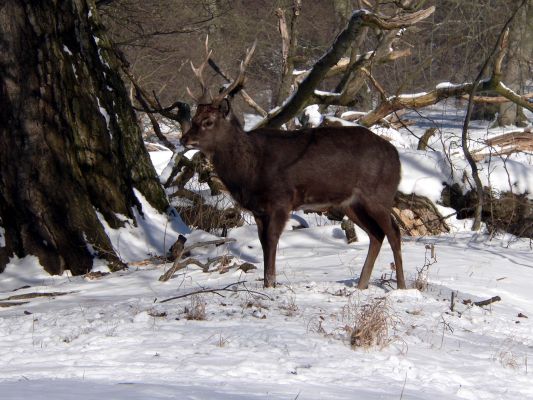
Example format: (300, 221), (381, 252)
(346, 204), (385, 290)
(384, 216), (405, 289)
(362, 205), (405, 290)
(254, 208), (289, 288)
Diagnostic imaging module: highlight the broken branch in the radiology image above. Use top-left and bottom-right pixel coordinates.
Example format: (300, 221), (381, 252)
(159, 281), (272, 303)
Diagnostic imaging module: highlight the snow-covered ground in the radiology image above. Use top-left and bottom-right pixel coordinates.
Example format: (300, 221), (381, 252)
(1, 101), (532, 399)
(1, 223), (532, 399)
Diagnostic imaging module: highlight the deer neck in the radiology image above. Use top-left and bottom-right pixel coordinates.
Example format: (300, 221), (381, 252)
(211, 121), (259, 199)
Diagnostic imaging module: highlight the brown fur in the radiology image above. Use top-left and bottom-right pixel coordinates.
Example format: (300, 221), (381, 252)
(182, 104), (405, 289)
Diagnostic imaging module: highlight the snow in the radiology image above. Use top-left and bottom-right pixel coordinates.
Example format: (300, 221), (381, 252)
(398, 150), (450, 202)
(147, 144), (173, 176)
(96, 97), (112, 137)
(480, 156), (533, 196)
(396, 92), (428, 99)
(303, 104), (323, 127)
(392, 103), (533, 199)
(370, 125), (409, 148)
(93, 36), (111, 69)
(244, 113), (264, 131)
(313, 89), (340, 98)
(62, 45), (73, 56)
(1, 226), (532, 399)
(95, 189), (189, 263)
(0, 226), (5, 247)
(436, 81), (462, 90)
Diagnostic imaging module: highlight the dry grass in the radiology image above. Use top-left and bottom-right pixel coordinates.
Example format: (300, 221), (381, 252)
(498, 350), (520, 369)
(184, 294), (207, 320)
(279, 296), (299, 317)
(345, 297), (398, 349)
(413, 269), (429, 292)
(493, 339), (527, 370)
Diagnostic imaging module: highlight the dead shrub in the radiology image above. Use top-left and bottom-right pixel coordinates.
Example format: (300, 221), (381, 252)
(348, 297), (398, 349)
(279, 296), (299, 317)
(184, 294), (206, 320)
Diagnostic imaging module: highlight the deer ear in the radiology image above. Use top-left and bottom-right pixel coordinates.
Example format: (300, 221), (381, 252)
(219, 98), (231, 118)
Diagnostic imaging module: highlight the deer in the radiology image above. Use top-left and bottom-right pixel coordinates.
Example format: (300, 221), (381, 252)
(181, 40), (405, 290)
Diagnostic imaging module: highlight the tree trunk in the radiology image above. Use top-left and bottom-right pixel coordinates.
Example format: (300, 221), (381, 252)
(274, 0), (301, 107)
(0, 0), (168, 275)
(497, 2), (532, 127)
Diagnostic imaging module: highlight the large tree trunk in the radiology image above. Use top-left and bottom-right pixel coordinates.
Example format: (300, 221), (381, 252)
(0, 0), (168, 275)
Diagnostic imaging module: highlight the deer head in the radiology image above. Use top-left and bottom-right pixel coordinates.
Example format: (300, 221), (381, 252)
(181, 38), (256, 156)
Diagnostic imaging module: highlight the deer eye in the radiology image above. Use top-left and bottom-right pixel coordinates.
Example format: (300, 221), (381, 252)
(202, 119), (214, 129)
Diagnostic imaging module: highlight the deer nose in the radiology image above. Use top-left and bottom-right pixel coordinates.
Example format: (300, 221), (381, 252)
(180, 134), (197, 149)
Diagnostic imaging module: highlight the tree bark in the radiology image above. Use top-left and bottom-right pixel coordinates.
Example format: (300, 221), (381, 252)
(0, 0), (168, 275)
(497, 1), (532, 127)
(274, 0), (301, 107)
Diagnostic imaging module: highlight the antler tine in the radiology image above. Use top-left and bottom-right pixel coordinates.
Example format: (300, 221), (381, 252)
(213, 40), (257, 105)
(186, 86), (199, 103)
(188, 36), (213, 104)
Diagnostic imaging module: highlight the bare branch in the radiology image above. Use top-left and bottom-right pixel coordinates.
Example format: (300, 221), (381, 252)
(118, 55), (191, 132)
(360, 6), (436, 30)
(256, 7), (435, 129)
(358, 82), (532, 127)
(159, 281), (272, 303)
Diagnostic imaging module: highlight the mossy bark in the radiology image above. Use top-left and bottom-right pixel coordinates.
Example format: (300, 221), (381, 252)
(0, 0), (168, 275)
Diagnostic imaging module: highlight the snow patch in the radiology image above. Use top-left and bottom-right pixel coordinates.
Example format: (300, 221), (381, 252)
(303, 104), (322, 127)
(395, 92), (428, 99)
(0, 226), (5, 247)
(480, 156), (533, 198)
(398, 149), (450, 202)
(62, 45), (73, 56)
(0, 255), (63, 292)
(370, 126), (409, 148)
(148, 145), (173, 176)
(1, 230), (533, 399)
(435, 81), (461, 90)
(244, 113), (264, 131)
(95, 189), (189, 263)
(96, 97), (112, 138)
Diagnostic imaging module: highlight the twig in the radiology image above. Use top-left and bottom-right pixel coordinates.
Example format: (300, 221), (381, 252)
(399, 372), (408, 399)
(159, 236), (239, 281)
(178, 255), (234, 273)
(183, 238), (236, 253)
(159, 281), (272, 303)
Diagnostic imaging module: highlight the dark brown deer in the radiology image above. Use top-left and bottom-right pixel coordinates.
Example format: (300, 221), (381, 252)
(182, 42), (405, 289)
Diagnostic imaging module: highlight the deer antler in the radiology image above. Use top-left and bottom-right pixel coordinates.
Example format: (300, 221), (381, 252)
(187, 36), (213, 104)
(212, 40), (257, 106)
